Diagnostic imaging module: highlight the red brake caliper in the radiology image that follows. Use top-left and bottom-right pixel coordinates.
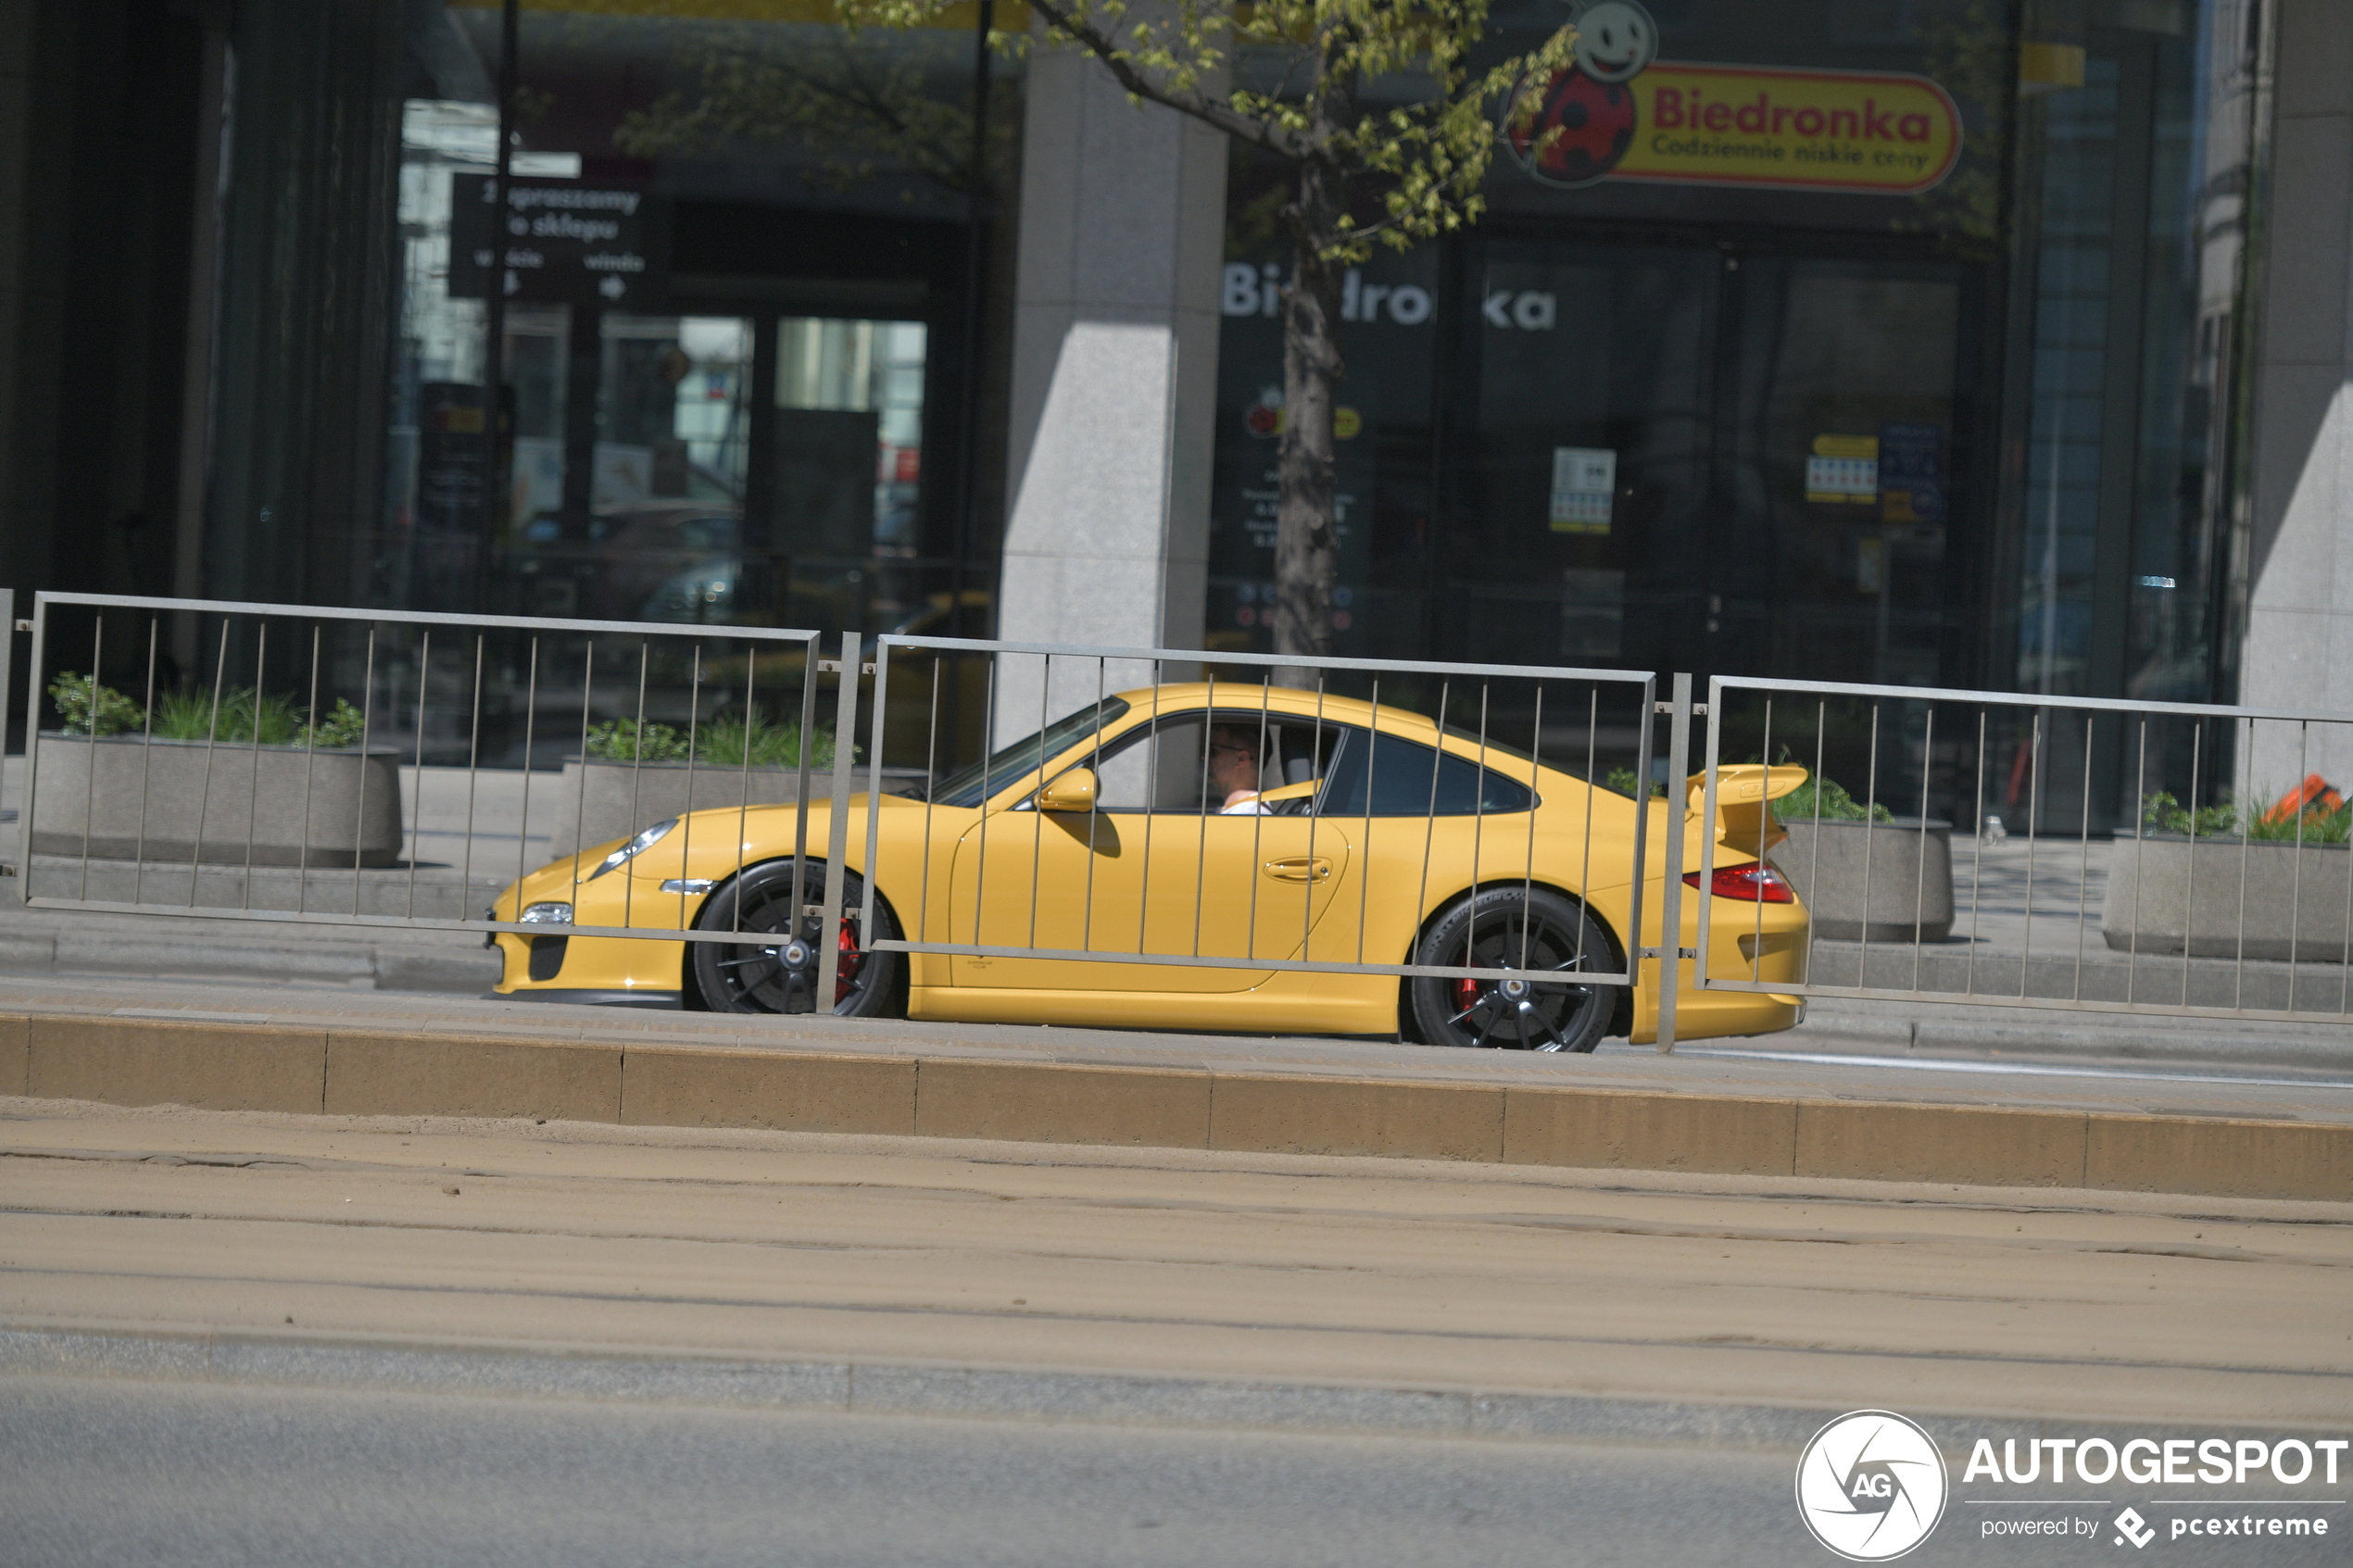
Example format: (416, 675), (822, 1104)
(835, 918), (863, 1005)
(1453, 976), (1482, 1011)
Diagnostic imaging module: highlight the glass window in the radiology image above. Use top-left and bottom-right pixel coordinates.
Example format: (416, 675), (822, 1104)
(931, 698), (1131, 809)
(1318, 729), (1536, 816)
(1086, 710), (1346, 814)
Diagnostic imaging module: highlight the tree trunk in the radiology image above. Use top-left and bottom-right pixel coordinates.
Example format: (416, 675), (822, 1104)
(1269, 156), (1345, 692)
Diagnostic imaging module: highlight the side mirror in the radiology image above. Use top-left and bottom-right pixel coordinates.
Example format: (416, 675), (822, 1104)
(1037, 767), (1098, 813)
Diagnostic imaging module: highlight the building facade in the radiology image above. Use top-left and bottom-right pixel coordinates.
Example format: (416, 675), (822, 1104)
(2, 0), (2349, 818)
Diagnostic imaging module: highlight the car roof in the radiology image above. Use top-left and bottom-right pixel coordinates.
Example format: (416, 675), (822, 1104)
(1105, 684), (1446, 743)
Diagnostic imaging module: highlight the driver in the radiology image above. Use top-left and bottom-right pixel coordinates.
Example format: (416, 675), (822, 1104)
(1207, 726), (1270, 814)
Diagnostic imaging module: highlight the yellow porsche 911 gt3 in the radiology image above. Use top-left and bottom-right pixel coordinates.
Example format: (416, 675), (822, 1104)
(487, 684), (1808, 1050)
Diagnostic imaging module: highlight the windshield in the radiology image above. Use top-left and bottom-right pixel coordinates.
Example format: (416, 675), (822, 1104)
(928, 697), (1131, 809)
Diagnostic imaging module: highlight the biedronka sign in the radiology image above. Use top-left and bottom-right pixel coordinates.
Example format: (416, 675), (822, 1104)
(1506, 0), (1962, 197)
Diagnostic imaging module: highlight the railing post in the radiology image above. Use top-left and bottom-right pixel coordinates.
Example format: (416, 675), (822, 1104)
(815, 630), (861, 1010)
(1655, 671), (1694, 1053)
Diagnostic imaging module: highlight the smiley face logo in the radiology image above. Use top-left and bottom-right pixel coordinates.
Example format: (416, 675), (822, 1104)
(1570, 0), (1657, 84)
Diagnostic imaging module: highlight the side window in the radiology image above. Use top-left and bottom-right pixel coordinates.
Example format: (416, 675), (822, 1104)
(1085, 710), (1346, 813)
(1318, 729), (1536, 816)
(1089, 715), (1210, 812)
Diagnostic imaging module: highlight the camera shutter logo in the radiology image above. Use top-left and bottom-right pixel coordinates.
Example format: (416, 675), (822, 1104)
(1794, 1411), (1949, 1561)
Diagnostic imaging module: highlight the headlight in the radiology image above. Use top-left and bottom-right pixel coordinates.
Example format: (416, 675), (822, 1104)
(587, 818), (677, 881)
(519, 901), (573, 923)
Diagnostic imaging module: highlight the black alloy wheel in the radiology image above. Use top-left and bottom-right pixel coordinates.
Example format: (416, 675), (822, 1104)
(687, 859), (904, 1016)
(1408, 886), (1615, 1052)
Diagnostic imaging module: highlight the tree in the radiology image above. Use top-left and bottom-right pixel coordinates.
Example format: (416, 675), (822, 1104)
(841, 0), (1577, 680)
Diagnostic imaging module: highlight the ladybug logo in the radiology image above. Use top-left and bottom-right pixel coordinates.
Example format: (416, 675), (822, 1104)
(1505, 0), (1658, 188)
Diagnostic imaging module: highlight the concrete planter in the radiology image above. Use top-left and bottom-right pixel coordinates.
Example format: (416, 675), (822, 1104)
(544, 758), (812, 859)
(1769, 818), (1954, 943)
(30, 734), (404, 867)
(2101, 833), (2352, 962)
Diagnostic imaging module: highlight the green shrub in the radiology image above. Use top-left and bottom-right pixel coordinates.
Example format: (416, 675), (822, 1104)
(2142, 790), (2353, 843)
(49, 671), (144, 737)
(151, 686), (301, 744)
(1774, 776), (1894, 824)
(584, 718), (692, 761)
(696, 713), (834, 769)
(1604, 766), (1666, 799)
(299, 698), (370, 749)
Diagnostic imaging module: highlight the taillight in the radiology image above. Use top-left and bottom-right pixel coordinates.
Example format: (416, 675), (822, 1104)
(1683, 863), (1794, 903)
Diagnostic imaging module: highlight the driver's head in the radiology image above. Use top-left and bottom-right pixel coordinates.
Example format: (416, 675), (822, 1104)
(1208, 725), (1261, 800)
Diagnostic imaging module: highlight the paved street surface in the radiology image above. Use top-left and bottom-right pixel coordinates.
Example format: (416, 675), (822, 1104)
(6, 1099), (2349, 1424)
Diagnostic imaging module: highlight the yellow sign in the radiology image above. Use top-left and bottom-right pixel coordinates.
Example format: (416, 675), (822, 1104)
(1510, 60), (1962, 197)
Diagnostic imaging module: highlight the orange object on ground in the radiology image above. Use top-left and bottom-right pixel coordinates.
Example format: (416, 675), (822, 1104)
(2263, 773), (2345, 824)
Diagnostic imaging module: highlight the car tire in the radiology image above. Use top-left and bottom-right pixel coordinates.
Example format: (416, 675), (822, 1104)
(686, 859), (905, 1017)
(1407, 886), (1616, 1052)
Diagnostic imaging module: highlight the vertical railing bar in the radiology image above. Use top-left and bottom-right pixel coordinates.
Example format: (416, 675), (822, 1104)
(1858, 702), (1880, 984)
(1909, 706), (1931, 993)
(1081, 658), (1107, 952)
(737, 638), (760, 939)
(2128, 718), (2147, 1005)
(1624, 675), (1654, 999)
(1518, 684), (1543, 972)
(1692, 676), (1724, 1000)
(461, 633), (487, 922)
(132, 619), (160, 907)
(514, 636), (539, 899)
(1191, 668), (1214, 960)
(2182, 721), (2201, 1008)
(189, 619), (231, 907)
(918, 650), (940, 957)
(786, 633), (813, 941)
(352, 627), (377, 916)
(1027, 652), (1051, 952)
(16, 596), (43, 912)
(622, 636), (649, 935)
(860, 635), (888, 950)
(2021, 709), (2044, 1000)
(2288, 720), (2308, 1010)
(1137, 663), (1162, 955)
(1412, 682), (1450, 963)
(1304, 673), (1327, 962)
(1806, 702), (1825, 989)
(816, 629), (861, 1010)
(2071, 712), (2093, 1000)
(1467, 684), (1491, 983)
(296, 623), (321, 914)
(1577, 686), (1596, 979)
(78, 616), (103, 901)
(1758, 698), (1776, 985)
(1965, 709), (1984, 997)
(1357, 678), (1380, 966)
(406, 629), (431, 921)
(1245, 681), (1273, 963)
(570, 639), (595, 924)
(1655, 671), (1693, 1053)
(974, 653), (998, 950)
(2233, 714), (2253, 1010)
(678, 643), (703, 932)
(240, 620), (266, 909)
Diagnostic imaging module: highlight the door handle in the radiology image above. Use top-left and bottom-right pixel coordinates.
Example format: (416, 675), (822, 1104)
(1265, 857), (1333, 883)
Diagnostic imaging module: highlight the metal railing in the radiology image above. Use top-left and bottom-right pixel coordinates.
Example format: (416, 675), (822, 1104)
(1693, 673), (2353, 1027)
(848, 634), (1663, 1049)
(18, 592), (830, 954)
(22, 586), (2353, 1049)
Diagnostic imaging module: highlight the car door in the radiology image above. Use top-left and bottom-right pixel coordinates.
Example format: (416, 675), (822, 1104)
(949, 709), (1354, 991)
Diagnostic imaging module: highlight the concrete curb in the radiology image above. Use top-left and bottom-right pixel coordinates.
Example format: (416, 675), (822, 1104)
(5, 1010), (2349, 1199)
(6, 1328), (2338, 1447)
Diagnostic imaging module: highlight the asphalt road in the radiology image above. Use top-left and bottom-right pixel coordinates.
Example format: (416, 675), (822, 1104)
(6, 1375), (2342, 1568)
